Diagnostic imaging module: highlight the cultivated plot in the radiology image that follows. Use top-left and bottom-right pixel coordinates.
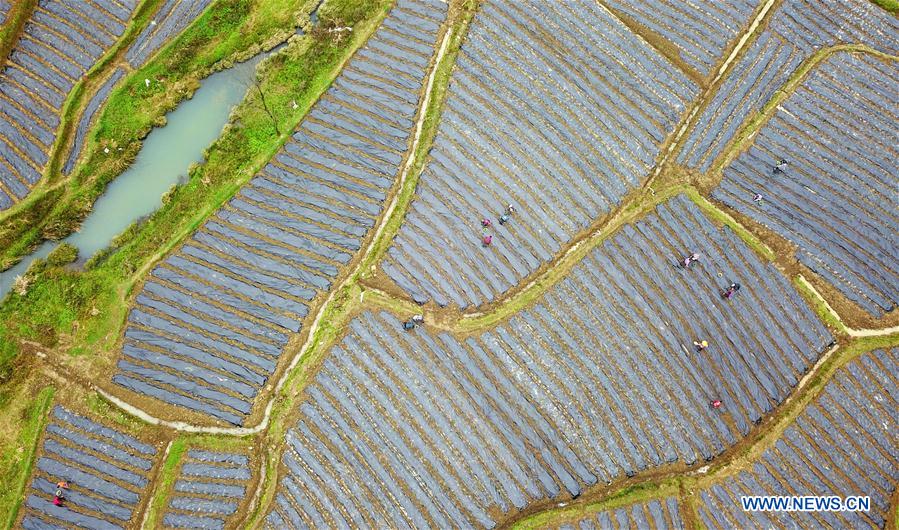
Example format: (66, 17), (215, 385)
(677, 0), (899, 173)
(125, 0), (214, 68)
(602, 0), (761, 76)
(161, 449), (252, 530)
(266, 195), (832, 528)
(110, 0), (447, 426)
(713, 52), (898, 317)
(62, 66), (126, 175)
(0, 0), (138, 210)
(0, 0), (10, 26)
(18, 405), (160, 529)
(381, 0), (697, 309)
(697, 347), (898, 529)
(553, 498), (685, 530)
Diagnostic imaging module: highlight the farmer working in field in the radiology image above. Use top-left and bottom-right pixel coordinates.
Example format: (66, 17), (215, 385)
(682, 252), (700, 268)
(722, 282), (741, 299)
(53, 480), (69, 506)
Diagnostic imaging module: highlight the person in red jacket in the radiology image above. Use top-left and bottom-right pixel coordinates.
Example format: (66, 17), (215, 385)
(53, 480), (69, 506)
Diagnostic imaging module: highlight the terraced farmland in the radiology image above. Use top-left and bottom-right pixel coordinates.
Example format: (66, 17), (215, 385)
(381, 0), (698, 309)
(677, 0), (899, 173)
(161, 449), (252, 529)
(265, 194), (832, 528)
(110, 0), (448, 426)
(601, 0), (761, 76)
(554, 498), (685, 530)
(4, 0), (898, 528)
(697, 347), (898, 529)
(125, 0), (214, 68)
(18, 406), (160, 529)
(0, 0), (138, 211)
(713, 52), (898, 317)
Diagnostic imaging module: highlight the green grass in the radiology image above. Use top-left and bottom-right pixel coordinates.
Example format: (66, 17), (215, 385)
(141, 438), (187, 529)
(0, 0), (36, 66)
(871, 0), (899, 13)
(0, 386), (54, 529)
(685, 187), (776, 261)
(793, 275), (847, 334)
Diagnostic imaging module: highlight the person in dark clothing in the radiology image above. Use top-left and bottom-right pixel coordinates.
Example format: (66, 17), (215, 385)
(722, 282), (741, 299)
(402, 320), (415, 330)
(772, 159), (788, 174)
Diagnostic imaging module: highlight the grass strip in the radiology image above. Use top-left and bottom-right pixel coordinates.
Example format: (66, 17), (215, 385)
(512, 480), (681, 530)
(455, 183), (690, 332)
(141, 437), (187, 529)
(871, 0), (899, 13)
(684, 187), (775, 261)
(793, 275), (848, 334)
(0, 0), (37, 66)
(1, 385), (54, 529)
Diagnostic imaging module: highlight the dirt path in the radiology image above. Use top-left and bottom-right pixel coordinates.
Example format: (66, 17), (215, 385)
(650, 0), (778, 179)
(797, 276), (899, 338)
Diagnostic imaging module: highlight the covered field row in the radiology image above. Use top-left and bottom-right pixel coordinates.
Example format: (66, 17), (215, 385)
(160, 449), (252, 529)
(18, 406), (161, 530)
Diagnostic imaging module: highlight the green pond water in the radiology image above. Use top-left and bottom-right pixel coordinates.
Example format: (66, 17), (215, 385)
(0, 55), (263, 298)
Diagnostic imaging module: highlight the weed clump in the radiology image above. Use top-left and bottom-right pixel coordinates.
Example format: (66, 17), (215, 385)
(46, 243), (78, 267)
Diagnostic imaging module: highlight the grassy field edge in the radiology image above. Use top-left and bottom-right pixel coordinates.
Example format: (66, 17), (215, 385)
(1, 385), (55, 529)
